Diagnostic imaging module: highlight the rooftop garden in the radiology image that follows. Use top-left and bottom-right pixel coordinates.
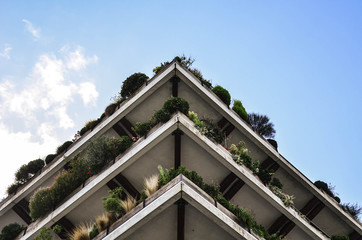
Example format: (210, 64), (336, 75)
(2, 56), (360, 240)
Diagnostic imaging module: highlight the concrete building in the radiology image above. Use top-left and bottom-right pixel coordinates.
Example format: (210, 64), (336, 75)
(0, 60), (361, 239)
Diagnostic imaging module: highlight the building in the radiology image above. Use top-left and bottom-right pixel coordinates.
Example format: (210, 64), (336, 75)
(0, 60), (361, 239)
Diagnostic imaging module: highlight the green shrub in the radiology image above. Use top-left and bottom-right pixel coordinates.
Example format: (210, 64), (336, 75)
(15, 165), (29, 184)
(314, 180), (335, 198)
(86, 136), (113, 174)
(331, 235), (350, 240)
(105, 102), (118, 117)
(45, 154), (57, 165)
(257, 168), (274, 185)
(134, 122), (152, 137)
(34, 227), (52, 240)
(56, 141), (73, 155)
(89, 224), (99, 239)
(15, 159), (45, 184)
(151, 109), (170, 124)
(0, 223), (25, 240)
(120, 73), (149, 99)
(29, 187), (53, 220)
(163, 97), (189, 115)
(270, 186), (295, 208)
(6, 182), (23, 195)
(195, 119), (224, 144)
(30, 158), (89, 220)
(103, 187), (124, 216)
(270, 178), (283, 189)
(27, 159), (45, 174)
(107, 136), (133, 158)
(212, 85), (231, 106)
(232, 100), (248, 122)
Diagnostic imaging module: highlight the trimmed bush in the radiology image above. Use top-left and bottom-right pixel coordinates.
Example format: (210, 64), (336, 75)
(56, 141), (73, 155)
(103, 187), (124, 217)
(120, 73), (149, 99)
(232, 100), (248, 122)
(6, 182), (23, 195)
(163, 97), (189, 115)
(29, 187), (53, 220)
(86, 136), (132, 174)
(212, 85), (231, 106)
(314, 180), (336, 199)
(105, 102), (118, 117)
(15, 159), (45, 184)
(134, 122), (152, 137)
(15, 165), (29, 184)
(0, 223), (25, 240)
(27, 159), (45, 174)
(86, 136), (113, 174)
(107, 136), (133, 158)
(45, 154), (57, 165)
(30, 158), (89, 220)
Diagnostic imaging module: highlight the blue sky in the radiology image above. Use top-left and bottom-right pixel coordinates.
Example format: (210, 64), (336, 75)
(0, 1), (361, 208)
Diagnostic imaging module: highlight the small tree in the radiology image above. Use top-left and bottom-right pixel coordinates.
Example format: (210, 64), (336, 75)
(248, 113), (276, 139)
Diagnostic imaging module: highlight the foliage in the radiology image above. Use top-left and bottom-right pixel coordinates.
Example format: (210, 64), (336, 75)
(0, 223), (25, 240)
(68, 223), (92, 240)
(104, 102), (118, 117)
(270, 186), (295, 208)
(313, 180), (340, 203)
(248, 113), (276, 139)
(134, 97), (190, 137)
(133, 122), (152, 137)
(342, 203), (361, 220)
(232, 100), (248, 122)
(45, 154), (57, 165)
(52, 225), (62, 235)
(34, 227), (52, 240)
(212, 85), (231, 106)
(331, 235), (350, 240)
(120, 73), (149, 99)
(6, 182), (23, 195)
(15, 159), (45, 184)
(56, 141), (73, 155)
(144, 175), (159, 197)
(257, 168), (274, 185)
(162, 97), (189, 115)
(103, 187), (124, 216)
(30, 158), (89, 220)
(29, 187), (53, 220)
(188, 112), (224, 144)
(107, 136), (133, 158)
(120, 195), (137, 213)
(157, 165), (282, 240)
(270, 177), (283, 190)
(89, 224), (98, 240)
(153, 55), (212, 88)
(86, 136), (113, 174)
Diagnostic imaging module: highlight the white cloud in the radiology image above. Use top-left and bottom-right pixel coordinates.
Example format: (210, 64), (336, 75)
(78, 82), (99, 106)
(51, 106), (74, 129)
(0, 46), (12, 59)
(22, 19), (41, 39)
(0, 46), (99, 197)
(0, 121), (59, 197)
(0, 47), (99, 121)
(62, 46), (98, 70)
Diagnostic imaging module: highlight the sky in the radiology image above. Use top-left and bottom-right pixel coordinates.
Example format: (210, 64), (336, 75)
(0, 1), (361, 208)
